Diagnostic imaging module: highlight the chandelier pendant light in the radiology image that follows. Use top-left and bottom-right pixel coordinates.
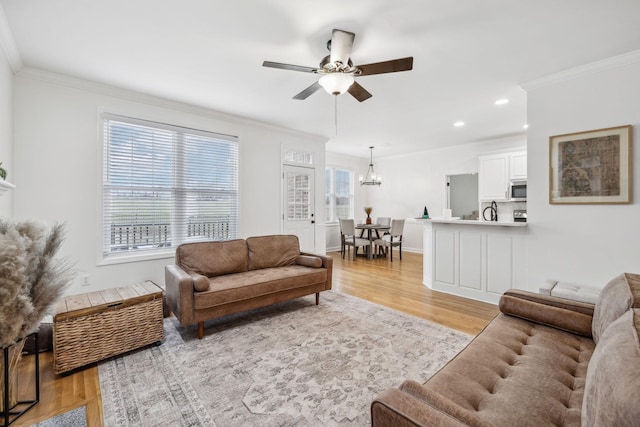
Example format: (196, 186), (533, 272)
(359, 146), (382, 186)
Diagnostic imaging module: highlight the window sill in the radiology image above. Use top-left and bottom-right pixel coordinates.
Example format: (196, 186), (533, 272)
(98, 249), (175, 266)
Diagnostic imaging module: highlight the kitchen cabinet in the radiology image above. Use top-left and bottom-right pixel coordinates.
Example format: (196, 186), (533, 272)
(478, 153), (509, 201)
(509, 151), (527, 181)
(478, 151), (527, 201)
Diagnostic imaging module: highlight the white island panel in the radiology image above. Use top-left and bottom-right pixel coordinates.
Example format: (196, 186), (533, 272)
(422, 220), (528, 305)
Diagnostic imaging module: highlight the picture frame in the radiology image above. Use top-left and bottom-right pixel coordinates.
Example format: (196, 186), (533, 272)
(549, 125), (632, 204)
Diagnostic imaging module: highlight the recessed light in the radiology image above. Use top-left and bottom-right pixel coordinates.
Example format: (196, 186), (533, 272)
(494, 99), (509, 105)
(523, 124), (529, 129)
(454, 121), (465, 127)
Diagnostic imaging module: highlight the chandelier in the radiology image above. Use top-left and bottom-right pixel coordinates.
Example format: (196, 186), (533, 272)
(359, 146), (382, 186)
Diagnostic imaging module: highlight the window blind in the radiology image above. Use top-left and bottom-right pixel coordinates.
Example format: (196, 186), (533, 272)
(102, 114), (238, 258)
(325, 166), (354, 222)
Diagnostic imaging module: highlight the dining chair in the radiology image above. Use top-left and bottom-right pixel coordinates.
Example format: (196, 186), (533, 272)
(374, 219), (405, 261)
(340, 218), (372, 260)
(374, 217), (391, 255)
(376, 217), (391, 227)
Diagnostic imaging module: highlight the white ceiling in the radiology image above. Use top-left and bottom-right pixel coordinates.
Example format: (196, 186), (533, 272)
(2, 0), (640, 159)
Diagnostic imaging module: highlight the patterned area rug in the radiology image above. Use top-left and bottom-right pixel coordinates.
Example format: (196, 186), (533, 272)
(32, 405), (86, 426)
(99, 291), (472, 426)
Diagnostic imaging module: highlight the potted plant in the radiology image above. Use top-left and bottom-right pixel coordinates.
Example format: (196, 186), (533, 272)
(0, 221), (73, 412)
(364, 207), (373, 224)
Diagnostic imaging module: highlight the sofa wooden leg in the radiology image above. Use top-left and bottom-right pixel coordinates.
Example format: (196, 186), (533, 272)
(316, 292), (320, 305)
(198, 322), (204, 339)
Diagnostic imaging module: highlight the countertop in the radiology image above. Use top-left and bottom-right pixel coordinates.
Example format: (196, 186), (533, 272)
(412, 218), (528, 227)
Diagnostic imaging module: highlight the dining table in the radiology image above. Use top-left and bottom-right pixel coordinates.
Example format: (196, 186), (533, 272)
(355, 223), (391, 259)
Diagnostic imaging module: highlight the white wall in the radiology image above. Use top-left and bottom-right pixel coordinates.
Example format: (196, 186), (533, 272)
(525, 56), (640, 290)
(0, 44), (12, 217)
(13, 69), (327, 295)
(325, 138), (525, 252)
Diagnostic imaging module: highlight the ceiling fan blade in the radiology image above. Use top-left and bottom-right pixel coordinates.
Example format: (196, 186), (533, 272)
(262, 61), (318, 73)
(348, 81), (373, 102)
(329, 29), (355, 67)
(356, 57), (414, 76)
(293, 81), (322, 100)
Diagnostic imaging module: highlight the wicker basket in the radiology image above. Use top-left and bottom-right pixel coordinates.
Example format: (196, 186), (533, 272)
(53, 283), (164, 374)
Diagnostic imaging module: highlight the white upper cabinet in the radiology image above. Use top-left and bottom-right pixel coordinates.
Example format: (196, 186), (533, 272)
(509, 151), (527, 181)
(478, 151), (527, 201)
(479, 154), (510, 201)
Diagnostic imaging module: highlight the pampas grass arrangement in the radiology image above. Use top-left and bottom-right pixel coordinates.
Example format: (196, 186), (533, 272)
(0, 220), (73, 410)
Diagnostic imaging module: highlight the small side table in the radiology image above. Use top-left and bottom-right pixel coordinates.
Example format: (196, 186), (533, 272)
(53, 281), (163, 374)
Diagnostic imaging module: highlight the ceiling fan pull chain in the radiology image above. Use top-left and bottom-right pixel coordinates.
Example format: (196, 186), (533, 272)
(335, 95), (338, 137)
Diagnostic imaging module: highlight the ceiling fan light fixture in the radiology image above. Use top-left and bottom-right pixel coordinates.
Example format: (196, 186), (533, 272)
(318, 73), (354, 95)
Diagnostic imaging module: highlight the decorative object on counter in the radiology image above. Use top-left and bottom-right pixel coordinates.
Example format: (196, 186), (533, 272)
(443, 209), (452, 220)
(549, 125), (631, 204)
(0, 220), (74, 423)
(364, 206), (373, 224)
(359, 146), (382, 186)
(0, 163), (6, 180)
(422, 206), (429, 219)
(482, 201), (498, 221)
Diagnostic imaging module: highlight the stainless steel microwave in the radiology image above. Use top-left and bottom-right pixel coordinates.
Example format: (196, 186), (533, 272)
(510, 182), (527, 201)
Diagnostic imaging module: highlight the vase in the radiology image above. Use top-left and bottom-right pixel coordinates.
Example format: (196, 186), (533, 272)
(0, 339), (25, 413)
(366, 215), (372, 225)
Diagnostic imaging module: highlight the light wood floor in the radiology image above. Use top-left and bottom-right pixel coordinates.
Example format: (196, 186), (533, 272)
(13, 250), (498, 426)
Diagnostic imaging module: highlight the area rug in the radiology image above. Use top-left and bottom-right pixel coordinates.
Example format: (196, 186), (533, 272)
(99, 291), (472, 426)
(31, 405), (86, 426)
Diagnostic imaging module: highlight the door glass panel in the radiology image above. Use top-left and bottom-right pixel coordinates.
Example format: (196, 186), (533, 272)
(287, 171), (311, 220)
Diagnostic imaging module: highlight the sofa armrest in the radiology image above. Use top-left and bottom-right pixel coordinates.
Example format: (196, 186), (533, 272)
(301, 251), (333, 290)
(371, 386), (469, 427)
(499, 290), (594, 337)
(165, 264), (196, 326)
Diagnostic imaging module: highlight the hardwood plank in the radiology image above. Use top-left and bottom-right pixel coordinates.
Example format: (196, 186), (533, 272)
(14, 251), (498, 425)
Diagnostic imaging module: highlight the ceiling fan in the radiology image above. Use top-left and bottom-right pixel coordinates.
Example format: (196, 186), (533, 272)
(263, 29), (413, 102)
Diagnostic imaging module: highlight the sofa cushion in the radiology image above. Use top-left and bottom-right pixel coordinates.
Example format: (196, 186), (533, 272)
(592, 273), (640, 343)
(246, 235), (300, 270)
(296, 255), (323, 268)
(421, 314), (594, 427)
(582, 309), (640, 427)
(176, 239), (248, 277)
(193, 265), (326, 309)
(499, 290), (594, 337)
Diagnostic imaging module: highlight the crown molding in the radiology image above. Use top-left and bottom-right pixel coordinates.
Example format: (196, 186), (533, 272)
(521, 49), (640, 92)
(16, 66), (327, 144)
(0, 3), (23, 73)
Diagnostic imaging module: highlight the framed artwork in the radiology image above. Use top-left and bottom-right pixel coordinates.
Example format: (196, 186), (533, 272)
(549, 125), (632, 204)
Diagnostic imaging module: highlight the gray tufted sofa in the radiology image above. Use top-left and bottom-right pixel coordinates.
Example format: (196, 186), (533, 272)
(372, 273), (640, 427)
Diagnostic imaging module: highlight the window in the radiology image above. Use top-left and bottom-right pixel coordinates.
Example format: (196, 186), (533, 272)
(102, 114), (238, 260)
(325, 166), (354, 222)
(284, 148), (314, 165)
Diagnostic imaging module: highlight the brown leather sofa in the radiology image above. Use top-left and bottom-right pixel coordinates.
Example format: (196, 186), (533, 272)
(165, 234), (332, 339)
(372, 273), (640, 427)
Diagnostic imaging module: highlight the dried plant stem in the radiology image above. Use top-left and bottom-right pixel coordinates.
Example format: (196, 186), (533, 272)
(0, 340), (26, 411)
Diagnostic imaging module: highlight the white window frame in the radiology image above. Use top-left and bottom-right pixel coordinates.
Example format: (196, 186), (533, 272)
(325, 165), (354, 223)
(100, 113), (239, 264)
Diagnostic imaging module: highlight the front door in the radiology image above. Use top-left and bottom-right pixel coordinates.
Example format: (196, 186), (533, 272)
(283, 165), (315, 252)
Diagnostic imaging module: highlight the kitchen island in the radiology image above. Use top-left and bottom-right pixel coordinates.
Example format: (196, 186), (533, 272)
(420, 218), (528, 304)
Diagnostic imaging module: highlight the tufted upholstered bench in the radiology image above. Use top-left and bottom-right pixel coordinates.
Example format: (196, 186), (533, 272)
(539, 279), (600, 304)
(372, 272), (640, 427)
